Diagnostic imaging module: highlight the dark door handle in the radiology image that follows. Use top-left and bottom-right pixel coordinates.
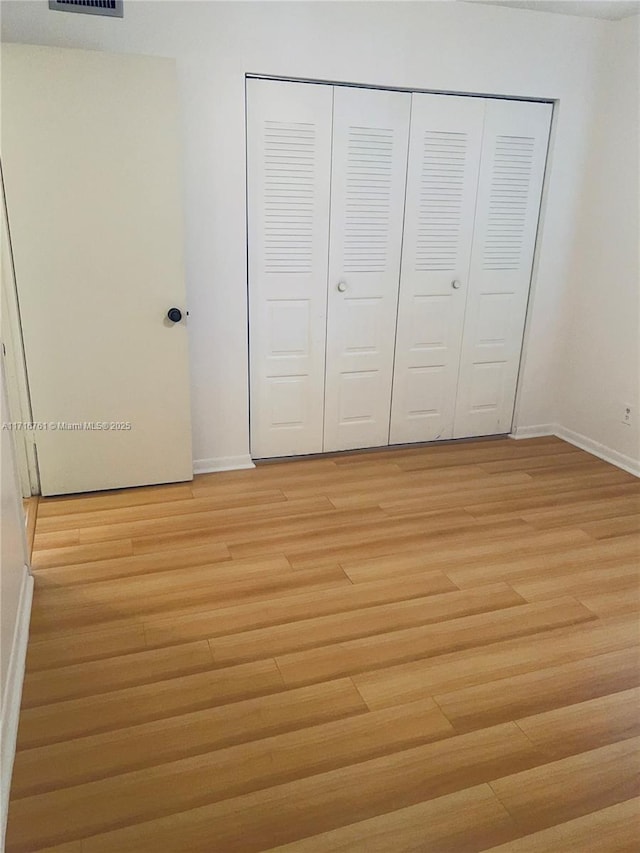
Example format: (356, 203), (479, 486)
(167, 307), (182, 323)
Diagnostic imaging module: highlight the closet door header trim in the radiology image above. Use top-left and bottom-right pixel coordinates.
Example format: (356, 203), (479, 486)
(245, 74), (554, 106)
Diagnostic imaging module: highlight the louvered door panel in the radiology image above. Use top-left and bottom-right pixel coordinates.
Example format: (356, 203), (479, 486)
(453, 99), (552, 438)
(247, 79), (332, 458)
(390, 94), (485, 444)
(324, 87), (411, 452)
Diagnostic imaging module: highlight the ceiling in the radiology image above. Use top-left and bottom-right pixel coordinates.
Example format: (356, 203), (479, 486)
(465, 1), (640, 20)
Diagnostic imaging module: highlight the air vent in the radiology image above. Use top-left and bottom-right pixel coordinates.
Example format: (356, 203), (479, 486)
(49, 0), (123, 17)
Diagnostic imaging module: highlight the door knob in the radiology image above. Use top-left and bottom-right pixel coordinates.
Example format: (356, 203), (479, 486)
(451, 280), (462, 290)
(337, 281), (348, 293)
(167, 307), (183, 323)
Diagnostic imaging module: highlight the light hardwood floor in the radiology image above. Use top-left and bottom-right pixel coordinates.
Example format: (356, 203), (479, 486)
(6, 436), (640, 852)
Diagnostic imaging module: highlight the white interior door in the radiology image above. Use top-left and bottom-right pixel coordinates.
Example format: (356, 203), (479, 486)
(1, 44), (192, 496)
(453, 99), (552, 438)
(0, 358), (30, 712)
(390, 93), (485, 444)
(247, 79), (332, 459)
(323, 87), (411, 452)
(1, 178), (38, 497)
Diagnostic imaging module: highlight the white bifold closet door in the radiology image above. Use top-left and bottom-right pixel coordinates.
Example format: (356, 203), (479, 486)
(247, 79), (332, 458)
(389, 94), (485, 444)
(391, 96), (551, 443)
(248, 79), (552, 459)
(323, 88), (411, 451)
(452, 99), (552, 437)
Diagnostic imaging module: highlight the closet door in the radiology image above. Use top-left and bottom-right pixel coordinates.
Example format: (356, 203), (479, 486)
(247, 79), (332, 458)
(324, 87), (411, 452)
(453, 100), (552, 438)
(390, 94), (485, 444)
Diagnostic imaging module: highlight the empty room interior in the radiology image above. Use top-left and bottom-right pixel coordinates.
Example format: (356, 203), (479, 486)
(1, 0), (639, 850)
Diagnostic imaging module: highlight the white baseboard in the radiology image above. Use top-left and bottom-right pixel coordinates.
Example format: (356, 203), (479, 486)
(192, 431), (640, 479)
(1, 568), (33, 843)
(510, 424), (555, 439)
(193, 454), (256, 475)
(512, 422), (640, 477)
(554, 425), (640, 478)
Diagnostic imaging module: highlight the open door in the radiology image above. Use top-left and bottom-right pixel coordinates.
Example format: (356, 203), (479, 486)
(1, 44), (193, 495)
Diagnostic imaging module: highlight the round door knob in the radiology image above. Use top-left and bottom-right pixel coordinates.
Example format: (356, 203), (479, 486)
(337, 281), (347, 293)
(167, 307), (183, 323)
(451, 280), (462, 290)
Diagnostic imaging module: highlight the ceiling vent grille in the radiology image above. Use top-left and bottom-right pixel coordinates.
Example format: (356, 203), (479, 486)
(48, 0), (123, 17)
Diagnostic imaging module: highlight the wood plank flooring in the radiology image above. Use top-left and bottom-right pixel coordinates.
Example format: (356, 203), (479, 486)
(23, 496), (38, 559)
(7, 436), (640, 852)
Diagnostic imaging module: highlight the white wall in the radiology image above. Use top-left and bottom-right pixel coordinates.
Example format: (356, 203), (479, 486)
(556, 14), (640, 471)
(0, 364), (27, 717)
(0, 357), (32, 840)
(0, 1), (610, 467)
(1, 160), (33, 839)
